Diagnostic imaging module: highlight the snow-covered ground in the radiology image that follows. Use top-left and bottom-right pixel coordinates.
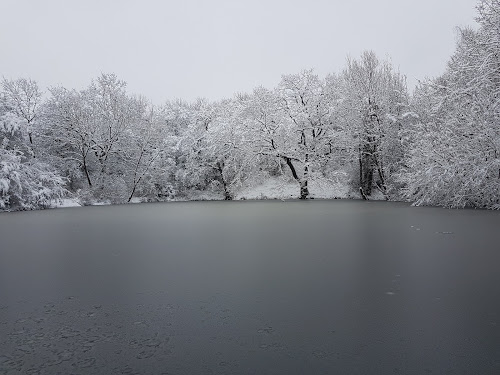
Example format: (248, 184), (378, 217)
(51, 196), (145, 209)
(176, 190), (225, 202)
(52, 198), (82, 208)
(50, 175), (388, 208)
(235, 176), (351, 200)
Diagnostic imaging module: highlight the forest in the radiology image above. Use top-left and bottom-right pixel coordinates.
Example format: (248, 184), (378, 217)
(1, 0), (499, 211)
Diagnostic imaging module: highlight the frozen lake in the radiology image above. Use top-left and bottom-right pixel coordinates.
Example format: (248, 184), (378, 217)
(1, 200), (500, 374)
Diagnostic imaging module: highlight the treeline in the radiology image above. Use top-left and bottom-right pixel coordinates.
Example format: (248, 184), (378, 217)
(1, 0), (499, 211)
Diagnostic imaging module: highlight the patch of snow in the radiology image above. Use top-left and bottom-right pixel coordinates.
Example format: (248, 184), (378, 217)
(309, 179), (350, 199)
(93, 201), (111, 206)
(235, 175), (350, 200)
(236, 177), (298, 200)
(368, 189), (387, 201)
(179, 189), (225, 201)
(51, 198), (81, 208)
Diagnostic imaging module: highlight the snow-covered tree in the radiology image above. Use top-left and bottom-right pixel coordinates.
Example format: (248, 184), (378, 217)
(277, 70), (340, 199)
(82, 74), (142, 200)
(0, 93), (66, 211)
(41, 86), (98, 189)
(122, 102), (169, 202)
(1, 77), (42, 155)
(240, 86), (287, 178)
(240, 71), (338, 199)
(159, 98), (206, 199)
(180, 97), (253, 200)
(341, 51), (409, 199)
(401, 1), (500, 208)
(41, 74), (157, 203)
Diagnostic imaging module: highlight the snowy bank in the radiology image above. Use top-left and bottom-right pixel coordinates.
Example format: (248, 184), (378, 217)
(235, 176), (351, 200)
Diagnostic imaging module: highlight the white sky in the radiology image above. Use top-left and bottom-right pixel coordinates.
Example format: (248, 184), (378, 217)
(1, 0), (478, 103)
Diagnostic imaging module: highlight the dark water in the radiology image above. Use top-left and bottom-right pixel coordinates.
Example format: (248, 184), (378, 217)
(1, 200), (499, 374)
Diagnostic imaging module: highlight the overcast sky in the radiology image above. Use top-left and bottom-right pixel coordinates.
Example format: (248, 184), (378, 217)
(1, 0), (478, 103)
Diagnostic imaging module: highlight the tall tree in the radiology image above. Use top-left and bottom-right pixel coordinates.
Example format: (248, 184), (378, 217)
(1, 78), (42, 154)
(1, 89), (66, 211)
(242, 71), (337, 199)
(341, 51), (409, 199)
(401, 0), (500, 208)
(182, 97), (253, 200)
(42, 86), (99, 189)
(123, 102), (167, 202)
(41, 74), (151, 203)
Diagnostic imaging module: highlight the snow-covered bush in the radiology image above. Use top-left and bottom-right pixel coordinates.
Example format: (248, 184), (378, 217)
(0, 149), (67, 210)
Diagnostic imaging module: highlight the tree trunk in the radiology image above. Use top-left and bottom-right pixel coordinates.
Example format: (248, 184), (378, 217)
(28, 130), (35, 158)
(282, 156), (309, 199)
(361, 159), (373, 196)
(375, 158), (388, 198)
(283, 156), (299, 180)
(223, 184), (232, 200)
(127, 183), (138, 203)
(359, 143), (374, 198)
(83, 158), (92, 187)
(299, 179), (309, 199)
(216, 162), (232, 200)
(300, 155), (310, 200)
